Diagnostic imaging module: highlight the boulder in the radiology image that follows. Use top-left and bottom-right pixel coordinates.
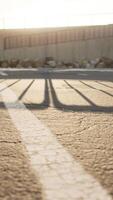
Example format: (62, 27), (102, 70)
(95, 57), (113, 68)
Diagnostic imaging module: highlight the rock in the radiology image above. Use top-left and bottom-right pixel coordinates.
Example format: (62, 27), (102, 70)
(16, 64), (23, 68)
(47, 60), (56, 67)
(1, 61), (9, 68)
(33, 59), (44, 68)
(95, 57), (113, 68)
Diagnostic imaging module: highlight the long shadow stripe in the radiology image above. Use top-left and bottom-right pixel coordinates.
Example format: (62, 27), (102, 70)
(0, 80), (20, 92)
(18, 80), (35, 101)
(80, 80), (113, 98)
(25, 79), (50, 109)
(96, 81), (113, 89)
(64, 80), (96, 106)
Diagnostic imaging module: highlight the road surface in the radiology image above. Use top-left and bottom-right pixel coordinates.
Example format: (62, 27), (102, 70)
(0, 68), (113, 200)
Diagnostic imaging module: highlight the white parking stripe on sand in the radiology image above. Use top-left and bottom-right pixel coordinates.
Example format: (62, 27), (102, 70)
(0, 82), (112, 200)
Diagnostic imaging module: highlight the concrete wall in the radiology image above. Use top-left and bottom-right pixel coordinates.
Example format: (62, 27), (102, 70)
(0, 25), (113, 61)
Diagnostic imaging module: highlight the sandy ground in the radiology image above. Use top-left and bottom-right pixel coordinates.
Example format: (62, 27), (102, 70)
(0, 69), (113, 199)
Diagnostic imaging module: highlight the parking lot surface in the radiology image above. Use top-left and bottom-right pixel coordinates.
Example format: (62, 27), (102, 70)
(0, 68), (113, 200)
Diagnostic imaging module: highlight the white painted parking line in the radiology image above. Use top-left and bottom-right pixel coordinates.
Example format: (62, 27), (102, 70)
(0, 82), (112, 200)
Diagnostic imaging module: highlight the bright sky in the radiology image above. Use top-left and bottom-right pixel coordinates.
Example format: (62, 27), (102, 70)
(0, 0), (113, 29)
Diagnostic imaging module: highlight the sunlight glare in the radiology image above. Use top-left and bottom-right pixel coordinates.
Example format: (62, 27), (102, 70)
(0, 0), (113, 29)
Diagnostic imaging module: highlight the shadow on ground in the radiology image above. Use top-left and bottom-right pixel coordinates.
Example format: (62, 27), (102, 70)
(0, 78), (113, 113)
(0, 77), (113, 198)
